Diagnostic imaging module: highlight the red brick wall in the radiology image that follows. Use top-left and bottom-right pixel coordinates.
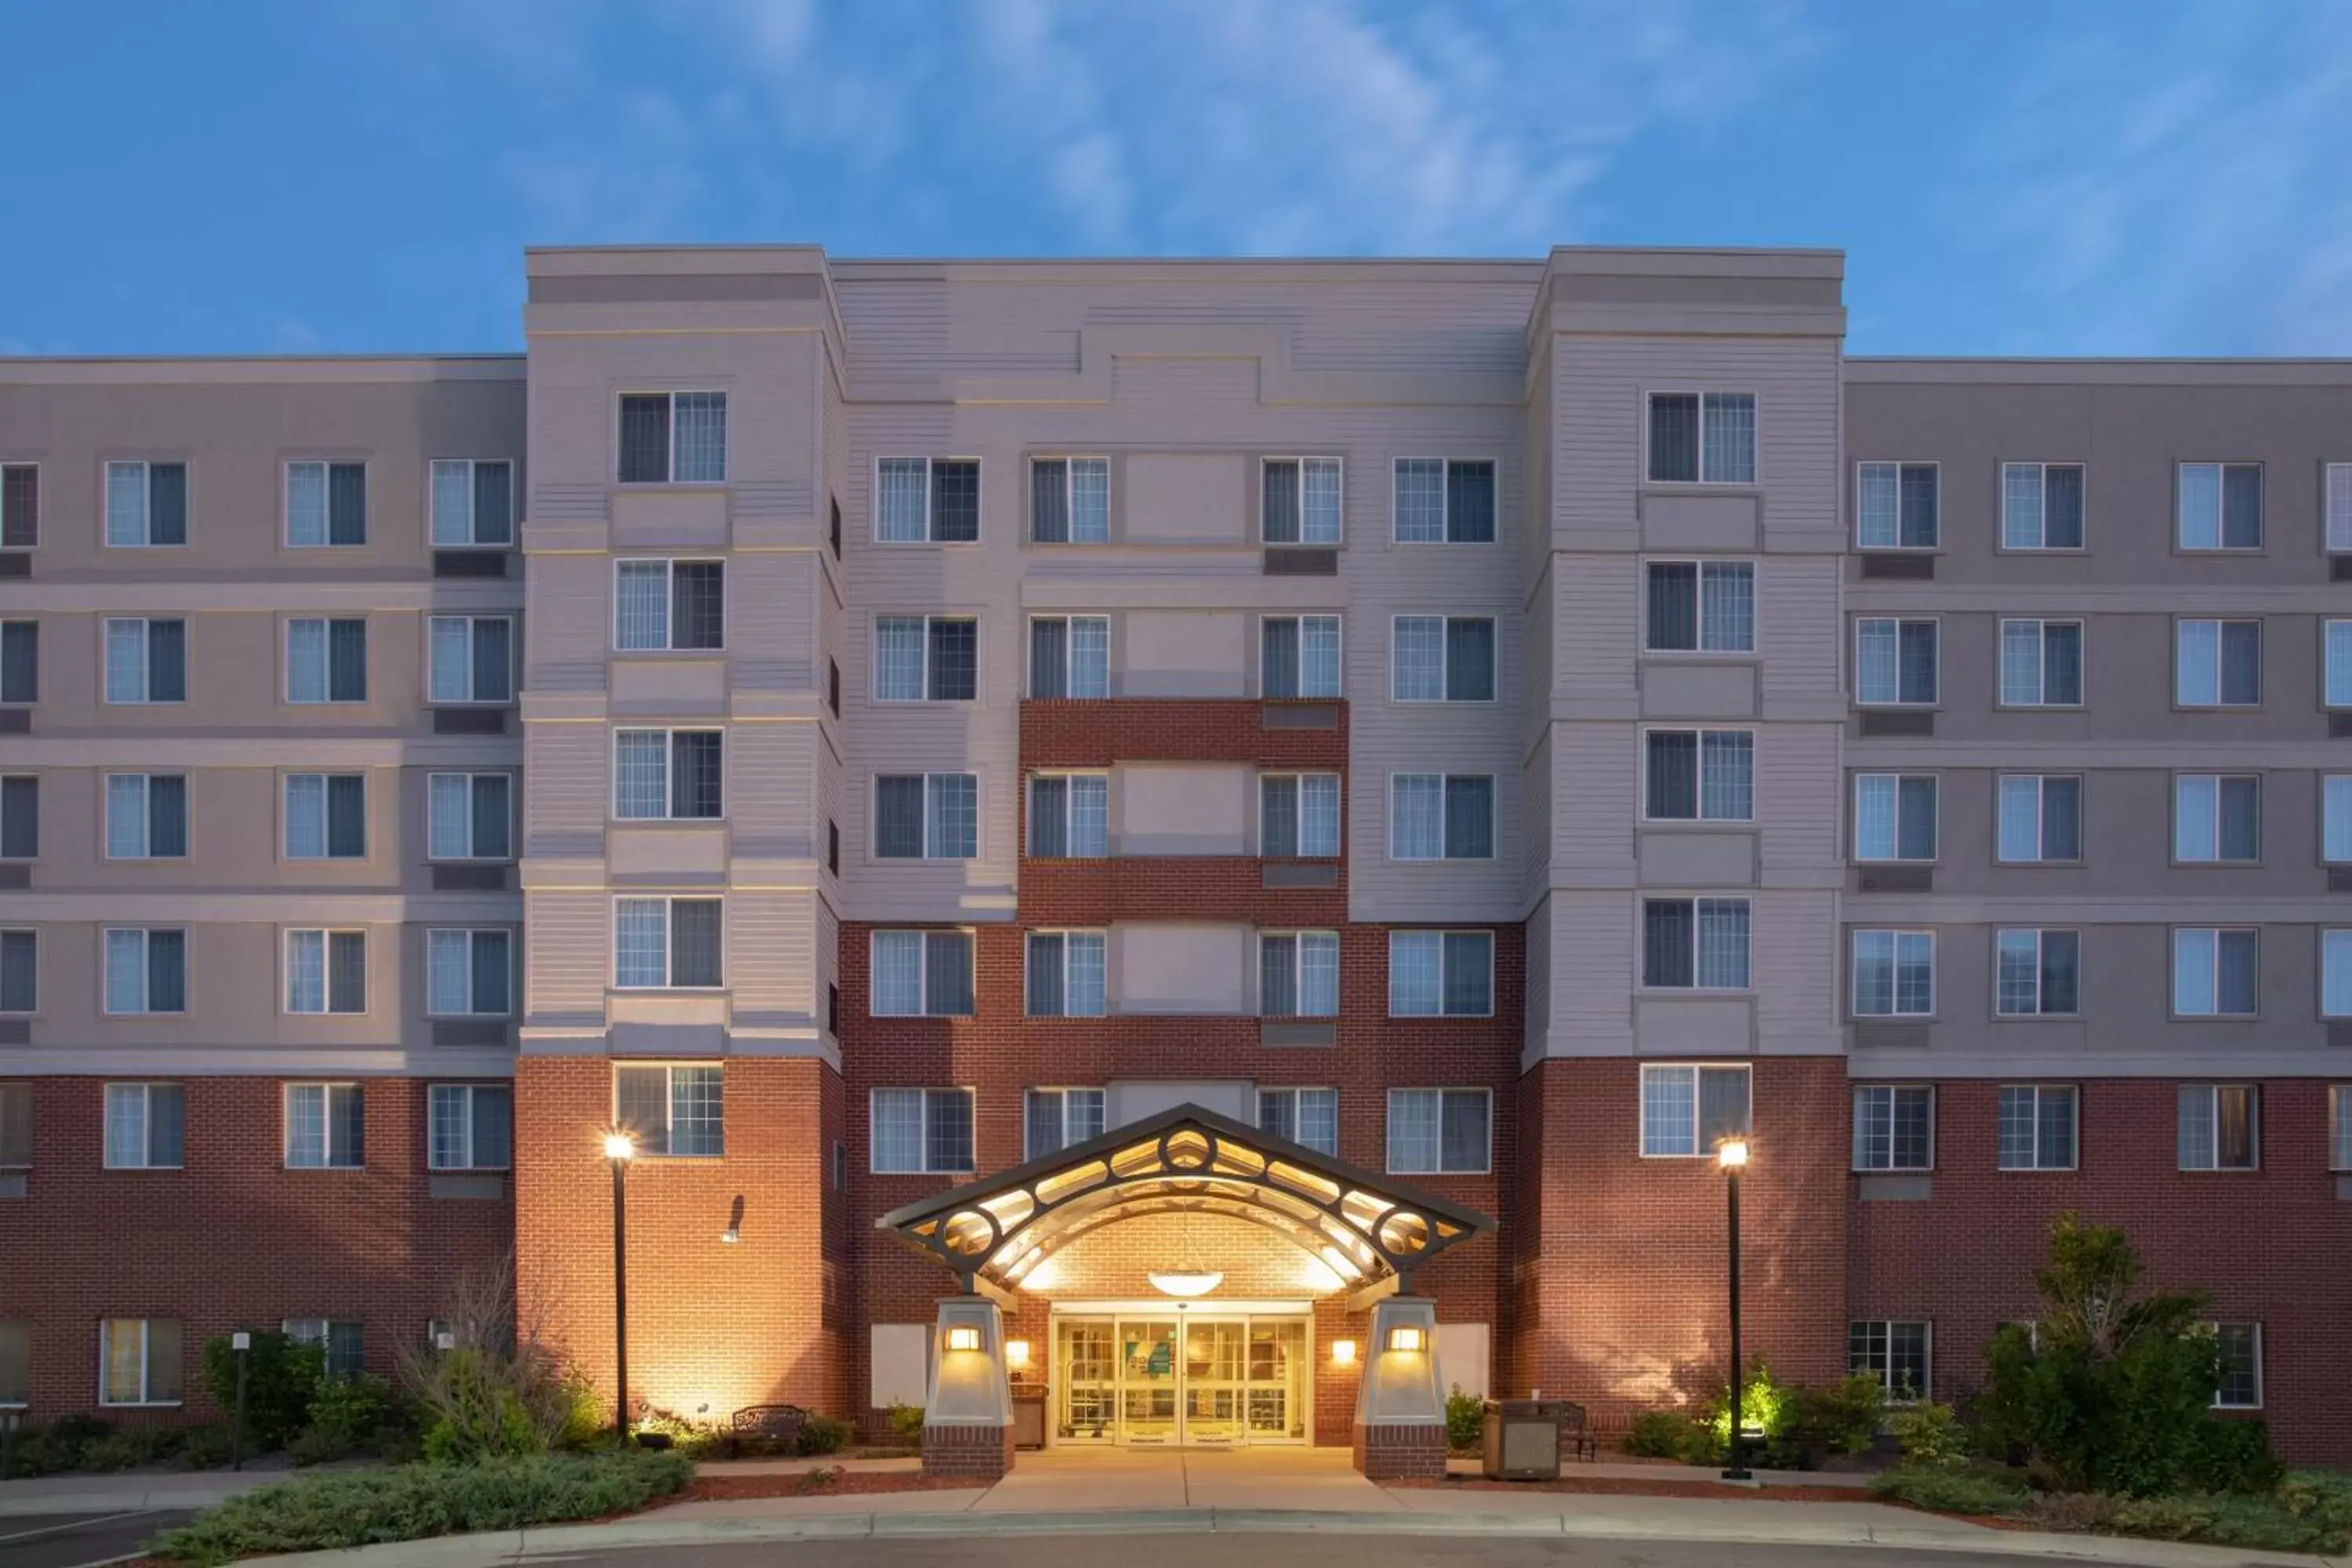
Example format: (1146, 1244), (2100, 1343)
(1020, 698), (1347, 771)
(1018, 856), (1346, 928)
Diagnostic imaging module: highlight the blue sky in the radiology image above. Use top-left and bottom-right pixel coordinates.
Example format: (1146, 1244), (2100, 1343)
(3, 1), (2348, 358)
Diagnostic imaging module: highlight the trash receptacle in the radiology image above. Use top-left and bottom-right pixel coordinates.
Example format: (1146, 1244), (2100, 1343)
(1481, 1398), (1571, 1480)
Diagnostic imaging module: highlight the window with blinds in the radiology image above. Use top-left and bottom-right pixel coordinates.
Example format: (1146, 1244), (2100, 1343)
(103, 618), (186, 705)
(286, 930), (368, 1014)
(1853, 774), (1937, 862)
(1388, 931), (1494, 1017)
(286, 461), (367, 546)
(869, 931), (976, 1017)
(1030, 457), (1110, 543)
(105, 461), (189, 547)
(614, 559), (724, 651)
(286, 617), (367, 703)
(619, 393), (727, 485)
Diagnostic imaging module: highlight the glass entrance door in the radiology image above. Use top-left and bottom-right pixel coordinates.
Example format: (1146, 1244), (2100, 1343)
(1181, 1319), (1247, 1444)
(1053, 1312), (1309, 1446)
(1119, 1319), (1179, 1443)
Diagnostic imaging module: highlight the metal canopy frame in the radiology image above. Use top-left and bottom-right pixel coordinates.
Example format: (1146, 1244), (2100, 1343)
(875, 1102), (1492, 1294)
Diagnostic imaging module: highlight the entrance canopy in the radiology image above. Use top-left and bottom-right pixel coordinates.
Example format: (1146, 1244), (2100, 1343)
(877, 1103), (1491, 1294)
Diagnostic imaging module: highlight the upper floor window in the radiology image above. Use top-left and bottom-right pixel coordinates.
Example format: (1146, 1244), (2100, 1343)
(2177, 463), (2261, 550)
(1998, 775), (2082, 863)
(1640, 1064), (1749, 1157)
(2322, 930), (2352, 1019)
(1997, 929), (2079, 1017)
(1855, 619), (1936, 706)
(429, 616), (514, 705)
(1998, 1084), (2078, 1171)
(2176, 619), (2261, 707)
(1029, 616), (1109, 699)
(874, 615), (977, 702)
(2333, 1084), (2352, 1172)
(1258, 1087), (1338, 1156)
(2327, 776), (2352, 864)
(1648, 393), (1755, 485)
(876, 773), (978, 860)
(877, 456), (978, 543)
(1386, 1088), (1490, 1174)
(2328, 463), (2352, 554)
(1852, 930), (1935, 1018)
(614, 729), (722, 821)
(1857, 462), (1938, 550)
(1643, 729), (1752, 822)
(1262, 615), (1342, 699)
(1261, 773), (1341, 858)
(616, 1064), (724, 1156)
(1998, 619), (2082, 708)
(105, 774), (187, 861)
(0, 775), (31, 861)
(104, 1083), (184, 1170)
(429, 772), (511, 861)
(2326, 622), (2352, 709)
(1028, 773), (1107, 858)
(2175, 775), (2259, 863)
(2178, 1083), (2258, 1171)
(0, 1080), (27, 1166)
(614, 560), (724, 652)
(429, 1083), (513, 1171)
(1645, 561), (1754, 653)
(1258, 931), (1339, 1018)
(1026, 931), (1106, 1018)
(286, 461), (365, 546)
(1030, 457), (1109, 543)
(870, 931), (975, 1017)
(287, 618), (368, 704)
(0, 622), (35, 705)
(1393, 458), (1496, 543)
(1853, 774), (1936, 862)
(1851, 1084), (1932, 1172)
(427, 928), (512, 1018)
(106, 462), (188, 547)
(614, 896), (722, 989)
(286, 930), (367, 1014)
(873, 1087), (974, 1173)
(0, 463), (34, 548)
(1390, 930), (1494, 1018)
(619, 392), (726, 485)
(104, 619), (186, 705)
(103, 928), (185, 1015)
(1261, 457), (1342, 544)
(0, 929), (33, 1014)
(1392, 615), (1494, 702)
(285, 773), (366, 859)
(1642, 898), (1750, 990)
(1390, 774), (1492, 861)
(1025, 1087), (1105, 1157)
(2001, 462), (2085, 550)
(430, 459), (514, 547)
(2173, 928), (2256, 1018)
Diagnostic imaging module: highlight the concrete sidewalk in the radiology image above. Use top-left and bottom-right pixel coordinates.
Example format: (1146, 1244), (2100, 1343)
(0, 1468), (279, 1516)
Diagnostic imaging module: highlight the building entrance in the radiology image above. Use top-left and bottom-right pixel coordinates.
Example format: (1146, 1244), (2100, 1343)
(1052, 1308), (1310, 1446)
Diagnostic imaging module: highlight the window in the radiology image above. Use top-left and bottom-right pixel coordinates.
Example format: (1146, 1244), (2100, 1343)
(285, 773), (367, 859)
(1026, 931), (1106, 1018)
(1258, 1087), (1338, 1156)
(105, 461), (188, 547)
(1393, 458), (1495, 543)
(0, 1318), (24, 1407)
(2178, 463), (2262, 550)
(2179, 1084), (2259, 1171)
(283, 1319), (366, 1380)
(1390, 774), (1493, 860)
(1648, 393), (1755, 485)
(1386, 1089), (1490, 1174)
(2328, 622), (2352, 708)
(2328, 778), (2352, 863)
(872, 1087), (975, 1174)
(1389, 931), (1494, 1018)
(615, 1064), (725, 1157)
(1, 775), (34, 859)
(286, 930), (368, 1014)
(285, 1083), (365, 1169)
(1853, 775), (1936, 862)
(1857, 463), (1939, 549)
(1644, 730), (1752, 822)
(2173, 929), (2257, 1018)
(1030, 457), (1109, 543)
(103, 1083), (184, 1170)
(98, 1319), (181, 1406)
(285, 461), (366, 546)
(1998, 1085), (2078, 1171)
(0, 622), (35, 704)
(2176, 619), (2262, 706)
(1024, 1087), (1105, 1157)
(1855, 619), (1937, 705)
(2335, 1085), (2352, 1171)
(618, 392), (727, 485)
(1391, 615), (1494, 702)
(869, 931), (975, 1017)
(1998, 620), (2082, 707)
(1258, 931), (1339, 1018)
(103, 619), (186, 705)
(2175, 775), (2259, 863)
(1261, 773), (1341, 858)
(876, 456), (979, 543)
(0, 463), (34, 548)
(613, 898), (722, 989)
(428, 1084), (513, 1171)
(875, 774), (978, 859)
(613, 560), (724, 652)
(1641, 898), (1751, 989)
(428, 929), (511, 1017)
(0, 1081), (27, 1167)
(1261, 615), (1343, 699)
(2001, 463), (2085, 550)
(1644, 561), (1755, 653)
(2325, 930), (2352, 1019)
(103, 929), (185, 1015)
(287, 617), (368, 703)
(1640, 1065), (1751, 1157)
(2329, 464), (2352, 553)
(428, 616), (514, 704)
(1261, 457), (1343, 544)
(0, 930), (32, 1014)
(104, 775), (187, 860)
(613, 730), (723, 820)
(1852, 931), (1935, 1018)
(1853, 1085), (1933, 1171)
(873, 615), (978, 702)
(1029, 615), (1109, 699)
(1027, 774), (1107, 858)
(1849, 1321), (1930, 1402)
(430, 459), (514, 546)
(1997, 930), (2080, 1017)
(429, 773), (511, 860)
(1997, 776), (2082, 863)
(2211, 1323), (2262, 1410)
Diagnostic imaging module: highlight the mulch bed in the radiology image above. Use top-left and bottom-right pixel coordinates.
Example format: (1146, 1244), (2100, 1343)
(1392, 1475), (1875, 1504)
(654, 1468), (985, 1503)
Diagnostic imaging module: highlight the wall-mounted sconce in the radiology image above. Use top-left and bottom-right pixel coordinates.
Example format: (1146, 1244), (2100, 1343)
(946, 1326), (982, 1352)
(1386, 1326), (1426, 1353)
(1330, 1339), (1358, 1366)
(1005, 1339), (1032, 1370)
(720, 1228), (740, 1244)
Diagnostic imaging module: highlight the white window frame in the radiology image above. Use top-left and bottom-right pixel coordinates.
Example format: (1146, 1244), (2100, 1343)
(1259, 614), (1345, 699)
(0, 927), (35, 1014)
(1997, 619), (2083, 708)
(283, 459), (366, 548)
(2325, 775), (2352, 865)
(1388, 614), (1497, 703)
(1851, 772), (1937, 863)
(2176, 462), (2263, 552)
(1996, 775), (2082, 864)
(1384, 1087), (1492, 1175)
(2322, 928), (2352, 1019)
(283, 1081), (365, 1170)
(2175, 618), (2263, 709)
(1259, 771), (1342, 858)
(872, 614), (979, 703)
(1258, 930), (1341, 1018)
(873, 772), (979, 861)
(2209, 1322), (2263, 1410)
(616, 391), (728, 485)
(1023, 1086), (1107, 1158)
(96, 1319), (180, 1407)
(2332, 1083), (2352, 1173)
(873, 456), (982, 545)
(1999, 461), (2088, 551)
(868, 929), (976, 1018)
(103, 773), (184, 861)
(1642, 558), (1757, 655)
(611, 557), (725, 652)
(612, 896), (724, 991)
(283, 771), (367, 861)
(1853, 617), (1938, 706)
(101, 927), (183, 1016)
(1850, 1083), (1935, 1173)
(2178, 1083), (2261, 1172)
(285, 929), (368, 1016)
(613, 1062), (726, 1158)
(2325, 620), (2352, 709)
(1029, 455), (1110, 543)
(1995, 928), (2079, 1018)
(869, 1086), (977, 1174)
(1387, 929), (1496, 1018)
(427, 1083), (513, 1171)
(2172, 927), (2258, 1018)
(1026, 615), (1111, 699)
(611, 728), (723, 822)
(103, 1082), (183, 1171)
(2173, 774), (2261, 865)
(103, 618), (183, 706)
(1639, 726), (1754, 823)
(1260, 456), (1344, 545)
(285, 616), (366, 705)
(2328, 463), (2352, 554)
(1997, 1083), (2079, 1172)
(427, 615), (514, 706)
(1639, 897), (1753, 992)
(1388, 772), (1495, 862)
(0, 459), (38, 550)
(427, 771), (510, 862)
(1646, 391), (1757, 486)
(1638, 1062), (1752, 1158)
(104, 459), (187, 549)
(1851, 929), (1936, 1019)
(1257, 1086), (1340, 1156)
(1025, 929), (1108, 1018)
(427, 927), (512, 1018)
(428, 458), (515, 547)
(1855, 460), (1940, 550)
(1390, 456), (1498, 544)
(1849, 1319), (1933, 1404)
(1025, 771), (1108, 859)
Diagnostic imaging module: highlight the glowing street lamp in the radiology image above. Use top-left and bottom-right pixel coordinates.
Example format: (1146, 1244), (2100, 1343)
(605, 1131), (636, 1442)
(1718, 1136), (1751, 1481)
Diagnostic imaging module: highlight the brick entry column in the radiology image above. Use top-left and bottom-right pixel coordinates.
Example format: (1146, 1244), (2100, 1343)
(1350, 1295), (1446, 1479)
(920, 1295), (1016, 1481)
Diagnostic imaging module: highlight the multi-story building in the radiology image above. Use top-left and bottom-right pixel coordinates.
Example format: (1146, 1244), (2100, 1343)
(2, 245), (2348, 1468)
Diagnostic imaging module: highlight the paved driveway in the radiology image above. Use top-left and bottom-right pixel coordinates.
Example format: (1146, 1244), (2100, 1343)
(0, 1509), (194, 1568)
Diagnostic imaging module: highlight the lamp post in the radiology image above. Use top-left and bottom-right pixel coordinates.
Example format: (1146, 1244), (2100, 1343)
(604, 1131), (636, 1444)
(1717, 1136), (1751, 1482)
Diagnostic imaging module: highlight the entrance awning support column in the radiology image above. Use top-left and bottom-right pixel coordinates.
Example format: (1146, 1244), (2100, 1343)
(1351, 1296), (1446, 1480)
(920, 1296), (1015, 1481)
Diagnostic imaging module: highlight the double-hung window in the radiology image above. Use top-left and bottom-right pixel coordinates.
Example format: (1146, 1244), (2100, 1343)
(428, 929), (511, 1017)
(1030, 457), (1109, 543)
(1390, 774), (1492, 860)
(287, 617), (367, 703)
(1029, 615), (1109, 699)
(614, 560), (724, 651)
(1025, 1087), (1105, 1157)
(1262, 457), (1342, 544)
(1641, 898), (1750, 989)
(2178, 463), (2262, 550)
(2001, 462), (2085, 550)
(613, 898), (722, 989)
(2211, 1323), (2263, 1410)
(1849, 1322), (1931, 1403)
(2322, 929), (2352, 1018)
(873, 615), (978, 702)
(0, 774), (33, 860)
(1643, 729), (1752, 822)
(2328, 463), (2352, 554)
(0, 463), (34, 549)
(872, 1087), (975, 1174)
(286, 930), (367, 1014)
(1648, 394), (1755, 485)
(2175, 775), (2259, 863)
(614, 730), (722, 820)
(429, 459), (514, 546)
(2326, 622), (2352, 709)
(1640, 1065), (1751, 1157)
(104, 619), (185, 705)
(1855, 619), (1937, 705)
(103, 1083), (185, 1169)
(428, 772), (511, 860)
(869, 931), (975, 1016)
(0, 929), (34, 1014)
(103, 929), (185, 1015)
(1998, 1085), (2078, 1171)
(2178, 1084), (2259, 1171)
(283, 1319), (365, 1380)
(1388, 930), (1494, 1017)
(428, 616), (513, 704)
(1998, 619), (2082, 707)
(1645, 561), (1755, 653)
(1258, 1087), (1338, 1156)
(1258, 931), (1339, 1018)
(285, 461), (366, 546)
(285, 773), (367, 859)
(1026, 931), (1106, 1018)
(875, 773), (978, 859)
(1856, 462), (1939, 549)
(2176, 619), (2262, 706)
(0, 621), (35, 705)
(428, 1083), (513, 1171)
(285, 1083), (365, 1168)
(619, 392), (727, 484)
(1997, 776), (2082, 863)
(1392, 458), (1495, 543)
(106, 461), (188, 546)
(1852, 931), (1935, 1018)
(1853, 774), (1937, 862)
(1391, 615), (1494, 701)
(615, 1064), (724, 1156)
(104, 775), (187, 860)
(98, 1319), (182, 1406)
(2173, 929), (2257, 1018)
(1261, 615), (1344, 699)
(1260, 773), (1341, 858)
(2327, 776), (2352, 863)
(1027, 773), (1107, 858)
(1386, 1088), (1490, 1174)
(876, 457), (979, 543)
(1997, 930), (2080, 1017)
(1852, 1084), (1933, 1171)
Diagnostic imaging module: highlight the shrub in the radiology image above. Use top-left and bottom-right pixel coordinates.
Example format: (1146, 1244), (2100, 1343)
(201, 1333), (326, 1453)
(2183, 1417), (2283, 1495)
(886, 1401), (925, 1446)
(292, 1372), (401, 1466)
(398, 1253), (605, 1460)
(1444, 1385), (1484, 1455)
(1886, 1402), (1969, 1469)
(2108, 1494), (2220, 1541)
(80, 1430), (154, 1472)
(418, 1358), (546, 1466)
(1623, 1409), (1709, 1461)
(1795, 1373), (1885, 1457)
(797, 1414), (854, 1457)
(1703, 1362), (1797, 1464)
(176, 1426), (235, 1471)
(0, 1414), (115, 1477)
(1870, 1461), (2029, 1516)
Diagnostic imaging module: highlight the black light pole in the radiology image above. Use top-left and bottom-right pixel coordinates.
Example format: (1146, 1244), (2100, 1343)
(229, 1330), (251, 1472)
(1719, 1136), (1752, 1482)
(604, 1132), (637, 1445)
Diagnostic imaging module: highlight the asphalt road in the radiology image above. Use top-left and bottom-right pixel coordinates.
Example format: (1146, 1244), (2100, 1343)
(0, 1510), (195, 1568)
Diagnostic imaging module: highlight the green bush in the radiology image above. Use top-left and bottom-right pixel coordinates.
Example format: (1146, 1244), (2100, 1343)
(292, 1372), (402, 1466)
(2183, 1417), (2283, 1495)
(2, 1414), (117, 1477)
(1886, 1402), (1969, 1468)
(201, 1333), (327, 1452)
(176, 1426), (234, 1471)
(1870, 1461), (2030, 1516)
(1794, 1373), (1884, 1457)
(797, 1414), (854, 1457)
(1444, 1385), (1484, 1455)
(148, 1450), (695, 1567)
(80, 1430), (156, 1472)
(885, 1400), (924, 1446)
(1622, 1409), (1710, 1461)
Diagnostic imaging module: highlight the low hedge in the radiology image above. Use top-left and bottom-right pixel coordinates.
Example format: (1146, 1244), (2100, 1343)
(148, 1450), (694, 1566)
(1872, 1463), (2352, 1556)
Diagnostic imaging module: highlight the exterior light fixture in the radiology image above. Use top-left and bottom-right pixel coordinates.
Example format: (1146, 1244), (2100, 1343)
(720, 1227), (740, 1244)
(1005, 1339), (1032, 1369)
(946, 1326), (982, 1352)
(1718, 1133), (1752, 1481)
(1330, 1339), (1358, 1365)
(604, 1132), (637, 1162)
(1147, 1269), (1225, 1298)
(1716, 1137), (1750, 1171)
(1386, 1325), (1426, 1353)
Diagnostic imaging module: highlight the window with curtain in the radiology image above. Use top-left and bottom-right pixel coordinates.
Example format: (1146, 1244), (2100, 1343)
(103, 618), (186, 705)
(1258, 1087), (1339, 1156)
(428, 928), (510, 1016)
(1998, 619), (2082, 706)
(428, 772), (510, 860)
(285, 461), (366, 546)
(2321, 930), (2352, 1018)
(285, 1082), (365, 1168)
(1641, 898), (1750, 989)
(1260, 773), (1341, 858)
(286, 930), (368, 1014)
(2172, 928), (2257, 1017)
(2174, 619), (2262, 706)
(1856, 462), (1939, 549)
(869, 931), (975, 1017)
(2000, 462), (2085, 550)
(1648, 394), (1755, 485)
(1029, 616), (1109, 698)
(618, 392), (727, 485)
(0, 621), (37, 705)
(0, 930), (34, 1014)
(282, 774), (366, 860)
(429, 615), (514, 704)
(98, 1319), (183, 1406)
(1851, 1085), (1933, 1171)
(1026, 931), (1106, 1017)
(1852, 774), (1937, 862)
(1392, 458), (1495, 543)
(1996, 929), (2079, 1016)
(614, 559), (724, 651)
(1388, 931), (1494, 1017)
(1852, 930), (1935, 1018)
(285, 617), (366, 703)
(612, 898), (720, 989)
(615, 1064), (724, 1156)
(1855, 618), (1937, 704)
(2173, 775), (2259, 863)
(1996, 775), (2082, 862)
(1385, 1088), (1488, 1174)
(105, 461), (189, 547)
(2332, 1084), (2352, 1173)
(1391, 615), (1494, 701)
(430, 459), (514, 547)
(1997, 1084), (2078, 1171)
(2328, 465), (2352, 554)
(2177, 1083), (2258, 1171)
(2176, 463), (2262, 550)
(1640, 1064), (1750, 1156)
(2326, 622), (2352, 708)
(612, 731), (721, 821)
(428, 1083), (514, 1171)
(2, 462), (39, 549)
(1261, 457), (1343, 544)
(1029, 457), (1110, 543)
(1025, 1087), (1106, 1157)
(874, 457), (979, 543)
(103, 1083), (185, 1170)
(1389, 774), (1491, 859)
(1026, 773), (1107, 858)
(1643, 730), (1752, 822)
(873, 615), (977, 701)
(872, 1087), (975, 1173)
(104, 774), (187, 860)
(1258, 931), (1339, 1017)
(1261, 615), (1344, 699)
(103, 928), (185, 1015)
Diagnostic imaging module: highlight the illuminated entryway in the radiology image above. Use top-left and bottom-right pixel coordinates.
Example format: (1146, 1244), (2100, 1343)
(1053, 1304), (1310, 1446)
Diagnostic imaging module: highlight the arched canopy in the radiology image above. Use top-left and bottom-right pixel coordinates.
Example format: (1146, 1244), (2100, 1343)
(876, 1103), (1491, 1294)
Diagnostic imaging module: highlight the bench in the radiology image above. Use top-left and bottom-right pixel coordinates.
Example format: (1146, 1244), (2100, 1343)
(727, 1403), (809, 1455)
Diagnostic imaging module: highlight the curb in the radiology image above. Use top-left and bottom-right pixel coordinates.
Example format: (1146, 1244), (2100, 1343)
(0, 1489), (253, 1517)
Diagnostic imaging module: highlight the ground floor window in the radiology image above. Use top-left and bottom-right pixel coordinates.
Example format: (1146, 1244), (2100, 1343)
(615, 1065), (724, 1157)
(2211, 1322), (2263, 1409)
(1848, 1319), (1929, 1403)
(0, 1319), (27, 1406)
(98, 1317), (182, 1406)
(284, 1318), (365, 1379)
(1641, 1064), (1750, 1157)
